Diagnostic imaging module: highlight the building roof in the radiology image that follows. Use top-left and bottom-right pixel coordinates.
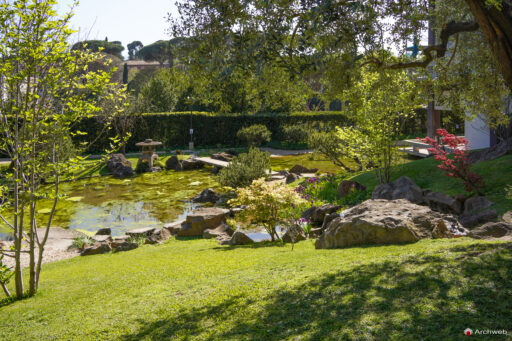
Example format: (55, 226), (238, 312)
(125, 60), (168, 66)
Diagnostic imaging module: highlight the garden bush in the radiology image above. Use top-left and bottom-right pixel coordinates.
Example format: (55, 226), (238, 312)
(218, 148), (271, 188)
(237, 124), (271, 147)
(229, 177), (305, 241)
(282, 124), (310, 144)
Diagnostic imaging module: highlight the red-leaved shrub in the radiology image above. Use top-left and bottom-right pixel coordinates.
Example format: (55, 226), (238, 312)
(419, 129), (485, 195)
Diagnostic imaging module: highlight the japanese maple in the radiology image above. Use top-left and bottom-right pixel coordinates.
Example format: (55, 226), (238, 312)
(419, 129), (485, 195)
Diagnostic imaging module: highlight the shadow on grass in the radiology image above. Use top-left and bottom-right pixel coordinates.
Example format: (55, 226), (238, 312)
(120, 242), (512, 340)
(212, 240), (287, 250)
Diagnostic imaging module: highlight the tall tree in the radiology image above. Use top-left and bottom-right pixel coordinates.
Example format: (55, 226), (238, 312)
(138, 40), (172, 67)
(127, 40), (144, 60)
(0, 0), (126, 299)
(123, 62), (129, 84)
(169, 0), (512, 120)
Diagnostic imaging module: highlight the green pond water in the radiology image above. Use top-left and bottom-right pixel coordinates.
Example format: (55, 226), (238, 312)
(0, 169), (219, 240)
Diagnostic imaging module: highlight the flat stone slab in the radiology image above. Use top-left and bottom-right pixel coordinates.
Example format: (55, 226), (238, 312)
(91, 235), (112, 243)
(126, 227), (156, 236)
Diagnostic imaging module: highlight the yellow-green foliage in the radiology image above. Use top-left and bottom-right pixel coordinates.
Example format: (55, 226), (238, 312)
(229, 178), (306, 240)
(337, 68), (422, 183)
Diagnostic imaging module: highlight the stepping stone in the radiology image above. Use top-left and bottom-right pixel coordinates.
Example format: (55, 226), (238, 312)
(126, 227), (156, 237)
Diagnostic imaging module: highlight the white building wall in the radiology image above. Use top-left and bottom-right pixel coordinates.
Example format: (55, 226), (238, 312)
(464, 114), (491, 150)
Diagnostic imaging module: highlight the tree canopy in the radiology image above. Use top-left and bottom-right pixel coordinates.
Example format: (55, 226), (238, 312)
(72, 39), (125, 59)
(169, 0), (512, 129)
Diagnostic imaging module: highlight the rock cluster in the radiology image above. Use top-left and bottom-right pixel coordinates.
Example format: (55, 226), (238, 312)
(191, 188), (221, 204)
(106, 154), (134, 179)
(371, 176), (497, 228)
(301, 204), (342, 225)
(165, 156), (204, 171)
(289, 164), (318, 174)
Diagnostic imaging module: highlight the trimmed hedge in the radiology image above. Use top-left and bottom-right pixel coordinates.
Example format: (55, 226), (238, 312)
(74, 109), (465, 153)
(75, 111), (352, 152)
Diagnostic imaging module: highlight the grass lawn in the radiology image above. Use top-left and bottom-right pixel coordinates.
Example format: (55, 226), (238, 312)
(349, 154), (512, 216)
(1, 238), (511, 340)
(270, 153), (348, 174)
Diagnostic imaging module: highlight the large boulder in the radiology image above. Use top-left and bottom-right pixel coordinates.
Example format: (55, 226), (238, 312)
(423, 190), (462, 214)
(191, 188), (220, 204)
(181, 158), (204, 170)
(372, 176), (423, 204)
(202, 223), (234, 239)
(315, 199), (467, 249)
(321, 212), (340, 230)
(163, 220), (185, 234)
(502, 211), (512, 223)
(106, 154), (134, 179)
(165, 155), (183, 171)
(337, 180), (365, 198)
(289, 164), (318, 174)
(218, 231), (254, 246)
(112, 241), (139, 252)
(177, 207), (229, 237)
(282, 225), (307, 243)
(146, 228), (171, 244)
(81, 242), (111, 256)
(458, 196), (496, 228)
(469, 222), (512, 239)
(467, 137), (512, 164)
(302, 204), (342, 225)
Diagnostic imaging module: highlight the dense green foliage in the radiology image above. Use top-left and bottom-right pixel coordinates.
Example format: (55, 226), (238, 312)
(236, 124), (272, 147)
(336, 68), (422, 183)
(282, 124), (310, 144)
(229, 178), (305, 240)
(72, 40), (125, 59)
(136, 69), (179, 113)
(218, 148), (270, 188)
(75, 111), (351, 152)
(127, 41), (143, 60)
(0, 0), (127, 298)
(1, 238), (510, 339)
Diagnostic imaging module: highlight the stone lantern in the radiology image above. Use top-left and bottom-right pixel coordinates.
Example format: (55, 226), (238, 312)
(136, 139), (162, 169)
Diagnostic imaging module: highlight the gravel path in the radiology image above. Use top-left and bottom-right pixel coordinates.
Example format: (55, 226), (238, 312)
(1, 228), (83, 269)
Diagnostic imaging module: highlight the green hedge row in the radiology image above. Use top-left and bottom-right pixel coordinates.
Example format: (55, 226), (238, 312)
(75, 109), (465, 153)
(76, 111), (353, 152)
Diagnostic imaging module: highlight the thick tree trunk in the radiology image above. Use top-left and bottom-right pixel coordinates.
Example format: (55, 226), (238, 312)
(466, 0), (512, 91)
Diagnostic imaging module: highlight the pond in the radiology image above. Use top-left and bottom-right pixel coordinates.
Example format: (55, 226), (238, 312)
(0, 154), (322, 241)
(0, 169), (219, 240)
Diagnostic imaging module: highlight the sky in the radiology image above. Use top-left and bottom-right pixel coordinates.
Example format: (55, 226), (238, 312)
(57, 0), (179, 59)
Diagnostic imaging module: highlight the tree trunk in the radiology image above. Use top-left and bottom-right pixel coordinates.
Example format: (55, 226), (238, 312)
(28, 204), (36, 296)
(465, 0), (512, 91)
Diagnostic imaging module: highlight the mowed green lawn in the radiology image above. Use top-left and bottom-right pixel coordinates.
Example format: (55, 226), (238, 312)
(1, 238), (511, 340)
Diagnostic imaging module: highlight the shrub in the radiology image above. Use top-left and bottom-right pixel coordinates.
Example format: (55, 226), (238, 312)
(283, 124), (310, 144)
(218, 148), (271, 188)
(237, 124), (271, 147)
(308, 131), (363, 172)
(229, 178), (306, 241)
(135, 160), (150, 173)
(71, 236), (94, 250)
